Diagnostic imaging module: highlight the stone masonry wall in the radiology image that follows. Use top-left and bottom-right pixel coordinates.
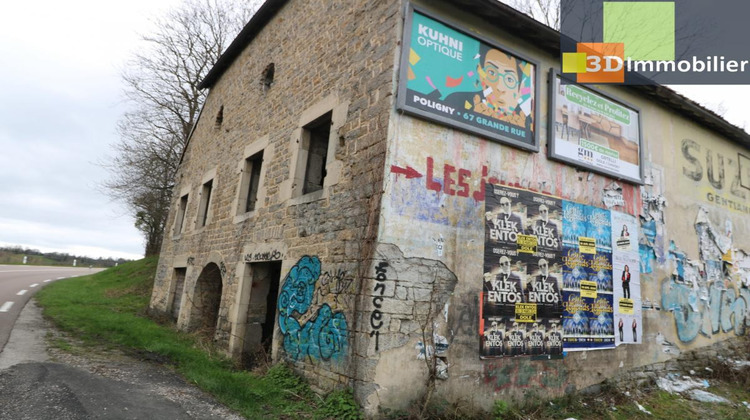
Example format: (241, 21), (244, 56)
(150, 0), (401, 392)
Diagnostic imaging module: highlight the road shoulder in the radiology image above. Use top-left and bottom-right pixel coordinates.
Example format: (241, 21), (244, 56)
(0, 299), (244, 420)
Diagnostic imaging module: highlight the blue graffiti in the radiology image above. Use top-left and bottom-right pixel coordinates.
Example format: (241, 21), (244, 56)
(639, 243), (654, 274)
(662, 277), (750, 342)
(277, 256), (348, 361)
(641, 219), (657, 244)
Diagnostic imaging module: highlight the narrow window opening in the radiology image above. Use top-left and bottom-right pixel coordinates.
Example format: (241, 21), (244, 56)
(261, 63), (275, 92)
(174, 194), (189, 235)
(215, 106), (224, 129)
(303, 112), (332, 195)
(198, 180), (213, 227)
(245, 151), (264, 212)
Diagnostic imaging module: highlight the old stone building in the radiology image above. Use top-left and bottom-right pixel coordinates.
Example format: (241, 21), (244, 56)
(150, 0), (750, 415)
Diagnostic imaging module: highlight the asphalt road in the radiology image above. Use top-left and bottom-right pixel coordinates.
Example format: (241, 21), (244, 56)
(0, 265), (244, 419)
(0, 265), (103, 353)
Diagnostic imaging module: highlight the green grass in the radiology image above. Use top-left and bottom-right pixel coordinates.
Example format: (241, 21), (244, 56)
(0, 253), (63, 266)
(0, 249), (114, 268)
(36, 257), (750, 419)
(36, 257), (353, 419)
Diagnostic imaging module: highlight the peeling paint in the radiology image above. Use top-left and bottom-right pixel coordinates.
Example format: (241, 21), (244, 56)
(602, 182), (625, 208)
(655, 333), (681, 355)
(434, 234), (445, 257)
(436, 358), (449, 380)
(369, 243), (458, 354)
(416, 333), (449, 359)
(641, 190), (667, 222)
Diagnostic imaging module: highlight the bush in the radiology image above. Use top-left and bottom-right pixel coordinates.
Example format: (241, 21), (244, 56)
(492, 400), (510, 419)
(316, 388), (363, 420)
(264, 363), (312, 400)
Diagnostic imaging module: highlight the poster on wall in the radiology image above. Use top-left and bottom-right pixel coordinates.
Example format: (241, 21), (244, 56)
(481, 183), (563, 358)
(561, 201), (616, 350)
(611, 212), (643, 345)
(548, 70), (643, 184)
(397, 5), (539, 151)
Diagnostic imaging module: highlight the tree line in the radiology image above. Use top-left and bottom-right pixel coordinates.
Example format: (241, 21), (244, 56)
(0, 246), (129, 268)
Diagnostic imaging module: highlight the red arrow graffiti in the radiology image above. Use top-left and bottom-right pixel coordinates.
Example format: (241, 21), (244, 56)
(390, 165), (423, 179)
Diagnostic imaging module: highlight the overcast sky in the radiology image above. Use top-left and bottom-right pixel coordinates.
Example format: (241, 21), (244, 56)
(0, 0), (181, 260)
(0, 1), (748, 261)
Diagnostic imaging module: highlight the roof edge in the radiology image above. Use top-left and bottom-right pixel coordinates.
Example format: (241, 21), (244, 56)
(199, 0), (289, 90)
(199, 0), (750, 147)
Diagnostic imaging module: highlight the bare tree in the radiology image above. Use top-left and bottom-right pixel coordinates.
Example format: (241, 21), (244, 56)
(502, 0), (561, 29)
(104, 0), (259, 256)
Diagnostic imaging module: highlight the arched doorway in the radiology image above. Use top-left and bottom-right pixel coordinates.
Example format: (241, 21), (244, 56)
(189, 262), (223, 338)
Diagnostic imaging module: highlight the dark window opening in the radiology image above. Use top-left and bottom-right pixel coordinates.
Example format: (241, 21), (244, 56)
(215, 106), (224, 128)
(261, 63), (275, 92)
(303, 112), (332, 195)
(199, 180), (213, 227)
(174, 194), (188, 235)
(245, 151), (264, 212)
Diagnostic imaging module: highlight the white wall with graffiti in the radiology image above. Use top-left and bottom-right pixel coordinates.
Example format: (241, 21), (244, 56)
(361, 0), (750, 413)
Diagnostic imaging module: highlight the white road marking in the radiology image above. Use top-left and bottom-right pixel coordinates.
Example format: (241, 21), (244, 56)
(57, 277), (66, 279)
(44, 279), (52, 283)
(17, 290), (28, 296)
(29, 283), (39, 287)
(0, 302), (13, 312)
(0, 269), (73, 273)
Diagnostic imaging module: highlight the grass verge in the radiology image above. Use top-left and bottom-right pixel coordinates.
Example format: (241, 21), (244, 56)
(36, 257), (361, 419)
(37, 258), (750, 419)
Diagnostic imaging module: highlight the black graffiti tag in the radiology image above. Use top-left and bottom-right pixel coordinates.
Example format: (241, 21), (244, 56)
(370, 261), (388, 352)
(313, 269), (355, 308)
(219, 262), (227, 277)
(243, 249), (283, 262)
(319, 269), (354, 296)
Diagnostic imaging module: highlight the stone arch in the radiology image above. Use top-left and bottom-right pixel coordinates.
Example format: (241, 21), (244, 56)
(188, 262), (224, 337)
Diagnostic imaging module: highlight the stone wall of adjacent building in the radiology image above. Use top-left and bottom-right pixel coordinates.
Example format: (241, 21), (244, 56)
(149, 0), (401, 392)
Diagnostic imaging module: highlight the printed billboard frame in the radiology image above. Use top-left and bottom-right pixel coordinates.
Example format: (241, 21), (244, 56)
(548, 69), (644, 185)
(397, 4), (540, 152)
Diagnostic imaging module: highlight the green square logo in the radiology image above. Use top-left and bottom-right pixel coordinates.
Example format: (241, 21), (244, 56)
(603, 2), (675, 61)
(562, 52), (588, 73)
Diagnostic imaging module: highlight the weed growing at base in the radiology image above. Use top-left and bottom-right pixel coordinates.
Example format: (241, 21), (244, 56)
(36, 257), (360, 419)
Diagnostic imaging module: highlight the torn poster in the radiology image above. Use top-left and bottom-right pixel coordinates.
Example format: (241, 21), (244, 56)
(602, 182), (625, 208)
(612, 211), (642, 345)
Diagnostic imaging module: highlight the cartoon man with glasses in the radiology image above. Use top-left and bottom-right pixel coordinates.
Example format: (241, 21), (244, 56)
(445, 44), (530, 127)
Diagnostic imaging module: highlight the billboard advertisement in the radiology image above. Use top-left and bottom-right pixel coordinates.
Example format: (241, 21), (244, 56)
(549, 71), (643, 184)
(398, 6), (539, 151)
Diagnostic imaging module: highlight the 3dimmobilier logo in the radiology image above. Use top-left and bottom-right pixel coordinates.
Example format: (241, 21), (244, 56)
(561, 0), (750, 84)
